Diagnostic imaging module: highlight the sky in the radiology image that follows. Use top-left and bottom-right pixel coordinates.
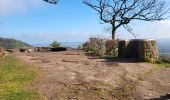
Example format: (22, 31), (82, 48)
(0, 0), (170, 45)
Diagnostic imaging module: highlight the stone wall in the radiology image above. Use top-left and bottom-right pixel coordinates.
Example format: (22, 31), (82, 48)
(118, 39), (158, 63)
(34, 47), (50, 52)
(19, 47), (51, 53)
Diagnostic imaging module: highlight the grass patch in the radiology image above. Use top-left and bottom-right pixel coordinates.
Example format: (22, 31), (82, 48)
(0, 55), (42, 100)
(143, 55), (170, 77)
(144, 62), (170, 77)
(157, 63), (170, 68)
(157, 55), (170, 68)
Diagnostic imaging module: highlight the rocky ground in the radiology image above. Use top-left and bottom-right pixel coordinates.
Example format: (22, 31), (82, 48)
(12, 50), (170, 100)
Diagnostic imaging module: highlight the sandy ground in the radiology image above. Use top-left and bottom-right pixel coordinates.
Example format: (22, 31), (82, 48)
(12, 50), (170, 100)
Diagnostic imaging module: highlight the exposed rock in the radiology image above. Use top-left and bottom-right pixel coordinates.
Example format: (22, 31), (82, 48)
(34, 47), (50, 52)
(19, 47), (35, 53)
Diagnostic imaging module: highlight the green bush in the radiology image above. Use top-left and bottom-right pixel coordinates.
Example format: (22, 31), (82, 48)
(77, 45), (82, 50)
(50, 41), (60, 48)
(82, 37), (119, 57)
(82, 38), (106, 56)
(105, 40), (118, 57)
(157, 55), (170, 64)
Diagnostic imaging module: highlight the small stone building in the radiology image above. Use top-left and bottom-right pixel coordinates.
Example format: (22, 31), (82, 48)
(118, 39), (158, 63)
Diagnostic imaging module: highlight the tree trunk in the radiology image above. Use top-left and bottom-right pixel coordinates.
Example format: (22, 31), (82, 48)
(111, 23), (116, 40)
(112, 28), (116, 40)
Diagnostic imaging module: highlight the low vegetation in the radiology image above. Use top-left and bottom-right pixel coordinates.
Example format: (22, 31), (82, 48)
(50, 41), (61, 48)
(155, 55), (170, 69)
(82, 37), (118, 57)
(0, 55), (42, 100)
(143, 55), (170, 77)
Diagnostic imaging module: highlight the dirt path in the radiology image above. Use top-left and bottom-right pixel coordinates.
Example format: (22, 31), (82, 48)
(136, 68), (170, 100)
(12, 50), (170, 100)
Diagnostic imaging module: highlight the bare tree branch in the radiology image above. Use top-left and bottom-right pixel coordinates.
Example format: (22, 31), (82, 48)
(123, 24), (137, 38)
(43, 0), (59, 4)
(83, 0), (170, 39)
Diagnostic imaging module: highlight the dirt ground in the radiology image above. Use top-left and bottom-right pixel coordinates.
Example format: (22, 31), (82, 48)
(12, 50), (170, 100)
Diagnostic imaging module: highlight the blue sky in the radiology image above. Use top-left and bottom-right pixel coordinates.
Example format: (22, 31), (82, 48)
(0, 0), (170, 45)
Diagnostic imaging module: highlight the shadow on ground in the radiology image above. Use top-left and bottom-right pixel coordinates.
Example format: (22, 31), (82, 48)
(85, 52), (142, 63)
(146, 94), (170, 100)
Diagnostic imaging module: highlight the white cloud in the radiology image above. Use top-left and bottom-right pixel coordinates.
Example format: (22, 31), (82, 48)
(159, 20), (170, 25)
(117, 20), (170, 39)
(0, 0), (42, 15)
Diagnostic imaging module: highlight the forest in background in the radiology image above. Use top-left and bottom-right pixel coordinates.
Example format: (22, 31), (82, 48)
(0, 37), (31, 49)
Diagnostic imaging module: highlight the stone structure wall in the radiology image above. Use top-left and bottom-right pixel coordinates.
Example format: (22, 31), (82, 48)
(19, 47), (50, 53)
(34, 47), (50, 52)
(118, 39), (158, 63)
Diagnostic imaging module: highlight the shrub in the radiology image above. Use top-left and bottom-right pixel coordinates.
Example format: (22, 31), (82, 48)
(82, 42), (91, 52)
(50, 41), (60, 48)
(157, 55), (170, 64)
(82, 37), (106, 56)
(105, 40), (118, 57)
(77, 45), (82, 50)
(82, 37), (120, 57)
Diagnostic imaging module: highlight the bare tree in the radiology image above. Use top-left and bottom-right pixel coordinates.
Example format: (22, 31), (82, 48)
(83, 0), (170, 39)
(43, 0), (59, 4)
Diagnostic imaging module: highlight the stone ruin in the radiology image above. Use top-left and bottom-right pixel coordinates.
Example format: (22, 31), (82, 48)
(118, 39), (158, 63)
(19, 47), (50, 53)
(19, 47), (67, 53)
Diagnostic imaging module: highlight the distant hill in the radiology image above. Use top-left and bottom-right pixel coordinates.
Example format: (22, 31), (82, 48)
(157, 39), (170, 54)
(0, 37), (32, 49)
